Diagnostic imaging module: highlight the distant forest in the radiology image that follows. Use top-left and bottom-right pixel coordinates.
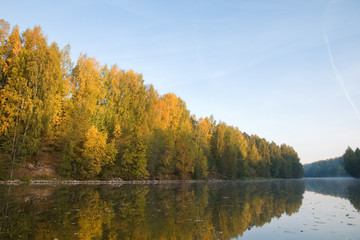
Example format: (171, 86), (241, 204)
(303, 157), (348, 177)
(0, 20), (303, 180)
(304, 146), (360, 178)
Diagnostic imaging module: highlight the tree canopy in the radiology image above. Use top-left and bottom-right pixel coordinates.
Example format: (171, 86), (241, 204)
(343, 146), (360, 178)
(303, 157), (348, 177)
(0, 20), (303, 180)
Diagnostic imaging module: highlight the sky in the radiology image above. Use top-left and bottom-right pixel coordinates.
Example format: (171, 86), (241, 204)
(1, 0), (360, 164)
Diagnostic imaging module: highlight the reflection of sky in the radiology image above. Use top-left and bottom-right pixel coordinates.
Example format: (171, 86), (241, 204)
(1, 1), (360, 163)
(240, 191), (360, 240)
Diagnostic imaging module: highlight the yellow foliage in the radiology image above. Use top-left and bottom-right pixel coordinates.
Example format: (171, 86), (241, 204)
(71, 54), (104, 114)
(79, 125), (117, 178)
(234, 128), (248, 159)
(197, 117), (213, 144)
(157, 93), (188, 132)
(249, 144), (261, 163)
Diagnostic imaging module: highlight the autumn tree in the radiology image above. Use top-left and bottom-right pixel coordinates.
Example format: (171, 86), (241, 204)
(0, 22), (67, 178)
(60, 54), (107, 177)
(246, 141), (261, 177)
(253, 136), (271, 177)
(193, 117), (215, 179)
(77, 126), (117, 179)
(0, 20), (304, 180)
(146, 93), (197, 179)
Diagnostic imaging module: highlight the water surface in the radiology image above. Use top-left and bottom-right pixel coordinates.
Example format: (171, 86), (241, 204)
(0, 178), (359, 239)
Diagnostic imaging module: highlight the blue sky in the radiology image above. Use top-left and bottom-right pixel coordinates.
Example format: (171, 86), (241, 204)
(1, 0), (360, 163)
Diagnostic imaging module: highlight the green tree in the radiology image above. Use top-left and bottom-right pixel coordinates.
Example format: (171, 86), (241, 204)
(269, 142), (282, 178)
(211, 123), (248, 179)
(175, 128), (195, 179)
(303, 157), (348, 177)
(211, 122), (226, 177)
(121, 137), (149, 180)
(343, 147), (360, 178)
(147, 128), (175, 179)
(280, 144), (303, 178)
(193, 117), (214, 179)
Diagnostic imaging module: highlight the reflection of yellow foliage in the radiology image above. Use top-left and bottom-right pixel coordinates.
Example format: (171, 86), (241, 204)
(77, 191), (114, 240)
(2, 181), (304, 240)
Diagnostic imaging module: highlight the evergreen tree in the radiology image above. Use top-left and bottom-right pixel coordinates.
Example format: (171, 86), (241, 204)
(343, 147), (360, 178)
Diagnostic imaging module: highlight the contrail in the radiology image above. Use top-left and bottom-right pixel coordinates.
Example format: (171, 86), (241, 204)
(324, 34), (360, 120)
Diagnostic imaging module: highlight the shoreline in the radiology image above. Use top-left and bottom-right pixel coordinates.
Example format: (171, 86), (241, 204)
(0, 179), (225, 186)
(0, 177), (305, 186)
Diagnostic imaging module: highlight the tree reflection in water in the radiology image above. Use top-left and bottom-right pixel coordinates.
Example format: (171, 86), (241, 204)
(0, 180), (308, 239)
(304, 178), (360, 212)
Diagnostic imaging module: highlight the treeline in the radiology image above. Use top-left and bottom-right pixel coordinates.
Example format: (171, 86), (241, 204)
(303, 157), (348, 177)
(0, 20), (303, 180)
(343, 147), (360, 178)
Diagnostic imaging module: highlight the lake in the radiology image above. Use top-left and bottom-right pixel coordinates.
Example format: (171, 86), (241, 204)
(0, 178), (359, 240)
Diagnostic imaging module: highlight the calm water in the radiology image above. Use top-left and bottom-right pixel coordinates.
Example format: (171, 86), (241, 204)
(0, 178), (359, 240)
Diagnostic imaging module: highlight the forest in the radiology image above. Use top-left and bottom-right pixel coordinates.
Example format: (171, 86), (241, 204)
(303, 147), (360, 178)
(303, 157), (348, 177)
(0, 20), (303, 180)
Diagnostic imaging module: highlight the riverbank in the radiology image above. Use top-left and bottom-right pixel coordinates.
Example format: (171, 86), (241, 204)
(0, 177), (294, 186)
(0, 178), (226, 186)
